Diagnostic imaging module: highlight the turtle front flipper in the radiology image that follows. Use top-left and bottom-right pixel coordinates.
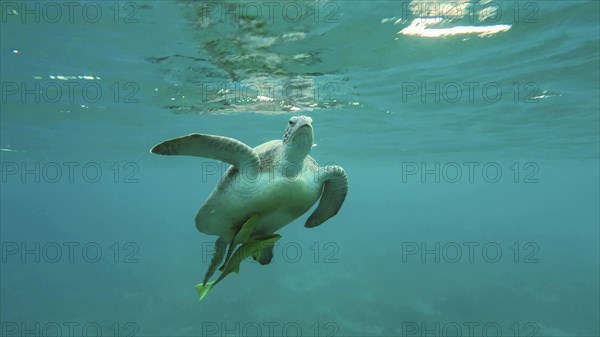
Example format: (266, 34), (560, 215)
(150, 133), (260, 175)
(202, 236), (227, 286)
(305, 165), (348, 228)
(218, 215), (259, 272)
(195, 234), (281, 301)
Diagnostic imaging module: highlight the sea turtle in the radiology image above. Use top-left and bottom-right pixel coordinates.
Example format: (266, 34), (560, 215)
(150, 115), (348, 299)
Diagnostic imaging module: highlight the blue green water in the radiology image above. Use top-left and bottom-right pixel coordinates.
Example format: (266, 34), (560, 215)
(1, 1), (598, 336)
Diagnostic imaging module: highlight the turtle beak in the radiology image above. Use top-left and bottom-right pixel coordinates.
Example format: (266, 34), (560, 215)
(284, 115), (313, 142)
(299, 116), (313, 127)
(283, 115), (314, 161)
(295, 115), (313, 129)
(291, 116), (313, 139)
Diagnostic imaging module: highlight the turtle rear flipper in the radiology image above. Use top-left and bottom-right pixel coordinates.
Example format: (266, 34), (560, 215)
(218, 215), (259, 272)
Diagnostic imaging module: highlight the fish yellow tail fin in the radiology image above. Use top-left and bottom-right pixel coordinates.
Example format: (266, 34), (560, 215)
(196, 234), (281, 300)
(195, 281), (215, 301)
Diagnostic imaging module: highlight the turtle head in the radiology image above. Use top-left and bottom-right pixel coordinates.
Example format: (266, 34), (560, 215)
(282, 115), (313, 162)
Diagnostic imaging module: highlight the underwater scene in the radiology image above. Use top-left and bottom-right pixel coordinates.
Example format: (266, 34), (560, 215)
(1, 0), (599, 336)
